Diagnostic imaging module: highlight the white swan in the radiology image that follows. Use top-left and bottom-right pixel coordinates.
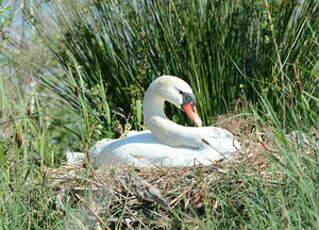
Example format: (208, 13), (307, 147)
(68, 75), (240, 167)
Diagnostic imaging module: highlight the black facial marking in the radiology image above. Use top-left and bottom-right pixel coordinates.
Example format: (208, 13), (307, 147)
(175, 87), (196, 107)
(181, 93), (196, 107)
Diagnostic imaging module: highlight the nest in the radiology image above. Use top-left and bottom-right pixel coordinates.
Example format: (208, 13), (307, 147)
(46, 117), (312, 229)
(45, 142), (273, 229)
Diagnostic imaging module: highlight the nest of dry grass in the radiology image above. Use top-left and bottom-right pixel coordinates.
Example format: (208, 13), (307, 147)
(47, 117), (319, 229)
(44, 117), (279, 229)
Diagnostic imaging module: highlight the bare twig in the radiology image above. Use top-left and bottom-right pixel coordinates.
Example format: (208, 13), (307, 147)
(74, 193), (110, 230)
(0, 114), (39, 125)
(258, 136), (278, 153)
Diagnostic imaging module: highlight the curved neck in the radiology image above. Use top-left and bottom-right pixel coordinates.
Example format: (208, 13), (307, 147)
(143, 93), (167, 124)
(143, 89), (202, 148)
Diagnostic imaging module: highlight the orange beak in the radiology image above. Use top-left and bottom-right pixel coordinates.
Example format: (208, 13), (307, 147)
(182, 102), (203, 127)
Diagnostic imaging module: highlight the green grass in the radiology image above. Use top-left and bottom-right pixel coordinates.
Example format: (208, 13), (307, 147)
(29, 0), (319, 130)
(0, 0), (319, 229)
(0, 112), (318, 229)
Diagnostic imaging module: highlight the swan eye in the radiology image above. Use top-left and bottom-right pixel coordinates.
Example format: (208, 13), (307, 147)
(175, 87), (196, 106)
(176, 88), (185, 95)
(181, 92), (196, 107)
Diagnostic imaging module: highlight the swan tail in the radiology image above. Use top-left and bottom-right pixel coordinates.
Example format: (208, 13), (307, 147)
(65, 151), (86, 164)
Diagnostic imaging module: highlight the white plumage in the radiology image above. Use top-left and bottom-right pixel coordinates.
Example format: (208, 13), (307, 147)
(67, 75), (240, 167)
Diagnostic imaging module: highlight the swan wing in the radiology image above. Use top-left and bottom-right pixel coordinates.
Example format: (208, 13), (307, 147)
(195, 127), (241, 153)
(90, 130), (238, 167)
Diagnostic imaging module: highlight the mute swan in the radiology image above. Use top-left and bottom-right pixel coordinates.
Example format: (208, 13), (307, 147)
(67, 75), (240, 167)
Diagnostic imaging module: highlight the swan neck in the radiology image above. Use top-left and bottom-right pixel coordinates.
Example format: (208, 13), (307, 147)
(142, 79), (202, 148)
(143, 93), (167, 121)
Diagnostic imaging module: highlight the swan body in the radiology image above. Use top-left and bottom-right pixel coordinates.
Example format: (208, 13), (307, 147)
(91, 128), (239, 167)
(67, 75), (240, 167)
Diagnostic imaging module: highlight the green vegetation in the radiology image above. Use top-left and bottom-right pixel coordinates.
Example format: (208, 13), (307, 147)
(0, 0), (318, 229)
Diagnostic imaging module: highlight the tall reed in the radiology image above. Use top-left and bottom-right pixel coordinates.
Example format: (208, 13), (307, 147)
(30, 0), (319, 132)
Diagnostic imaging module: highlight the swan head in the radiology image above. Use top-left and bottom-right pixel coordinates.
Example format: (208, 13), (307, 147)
(144, 75), (203, 127)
